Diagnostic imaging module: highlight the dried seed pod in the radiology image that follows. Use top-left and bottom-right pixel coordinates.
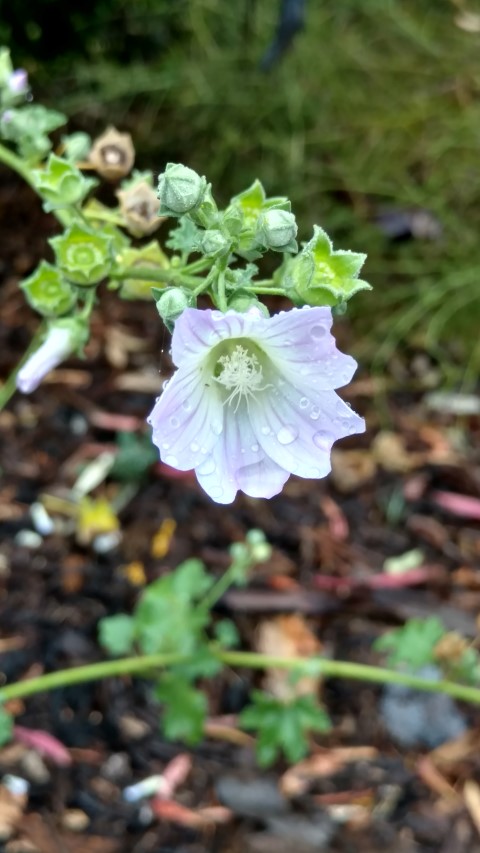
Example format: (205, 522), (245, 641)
(89, 126), (135, 181)
(117, 181), (164, 236)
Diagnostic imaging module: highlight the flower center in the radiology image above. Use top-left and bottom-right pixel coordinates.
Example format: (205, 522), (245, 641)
(214, 344), (265, 410)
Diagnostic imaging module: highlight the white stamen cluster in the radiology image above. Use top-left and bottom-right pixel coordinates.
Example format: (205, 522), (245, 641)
(215, 344), (264, 410)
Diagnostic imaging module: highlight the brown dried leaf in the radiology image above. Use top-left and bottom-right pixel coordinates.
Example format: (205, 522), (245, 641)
(330, 449), (376, 493)
(255, 615), (322, 701)
(280, 747), (377, 797)
(0, 786), (28, 841)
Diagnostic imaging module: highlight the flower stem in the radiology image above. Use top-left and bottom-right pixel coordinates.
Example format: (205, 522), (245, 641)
(0, 141), (35, 188)
(2, 649), (480, 707)
(111, 266), (202, 289)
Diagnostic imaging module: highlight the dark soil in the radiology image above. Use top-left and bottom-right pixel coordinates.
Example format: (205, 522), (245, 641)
(1, 171), (480, 852)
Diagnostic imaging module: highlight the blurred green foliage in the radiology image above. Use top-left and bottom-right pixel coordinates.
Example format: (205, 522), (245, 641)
(3, 0), (480, 378)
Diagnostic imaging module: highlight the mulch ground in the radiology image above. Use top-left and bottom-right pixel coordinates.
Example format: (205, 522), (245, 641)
(1, 171), (480, 852)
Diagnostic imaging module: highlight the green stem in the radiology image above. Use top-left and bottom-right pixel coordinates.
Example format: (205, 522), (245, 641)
(216, 268), (228, 312)
(243, 286), (286, 296)
(0, 141), (72, 228)
(0, 140), (36, 188)
(111, 266), (202, 289)
(2, 649), (480, 707)
(0, 322), (47, 411)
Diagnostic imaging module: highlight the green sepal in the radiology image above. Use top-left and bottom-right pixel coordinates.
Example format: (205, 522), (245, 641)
(50, 223), (114, 286)
(32, 153), (97, 211)
(61, 132), (91, 162)
(21, 261), (77, 317)
(114, 241), (169, 299)
(226, 289), (269, 316)
(284, 225), (370, 307)
(229, 180), (291, 259)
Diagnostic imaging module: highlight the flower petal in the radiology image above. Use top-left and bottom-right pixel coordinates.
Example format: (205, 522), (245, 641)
(250, 372), (365, 479)
(195, 408), (290, 503)
(259, 306), (358, 390)
(171, 308), (260, 366)
(148, 361), (224, 471)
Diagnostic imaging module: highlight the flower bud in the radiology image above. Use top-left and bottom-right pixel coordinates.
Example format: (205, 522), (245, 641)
(89, 126), (135, 182)
(16, 319), (88, 395)
(155, 287), (194, 328)
(199, 229), (230, 257)
(157, 163), (207, 216)
(226, 290), (269, 316)
(117, 181), (164, 237)
(256, 209), (298, 252)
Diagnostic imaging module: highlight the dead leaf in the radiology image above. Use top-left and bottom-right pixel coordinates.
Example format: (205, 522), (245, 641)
(372, 431), (420, 473)
(255, 615), (322, 700)
(464, 780), (480, 837)
(280, 747), (377, 797)
(330, 449), (376, 493)
(0, 786), (28, 841)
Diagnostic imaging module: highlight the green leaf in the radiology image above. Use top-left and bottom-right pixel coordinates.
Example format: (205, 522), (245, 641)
(133, 559), (212, 656)
(240, 691), (331, 767)
(165, 217), (202, 256)
(374, 617), (446, 670)
(213, 619), (240, 649)
(0, 707), (13, 747)
(98, 614), (135, 656)
(155, 673), (207, 744)
(109, 432), (158, 482)
(0, 105), (66, 160)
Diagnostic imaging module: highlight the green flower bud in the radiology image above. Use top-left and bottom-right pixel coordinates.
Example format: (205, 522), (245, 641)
(256, 209), (298, 252)
(199, 229), (230, 258)
(154, 287), (195, 331)
(50, 224), (114, 286)
(226, 290), (269, 316)
(157, 163), (207, 216)
(21, 261), (76, 317)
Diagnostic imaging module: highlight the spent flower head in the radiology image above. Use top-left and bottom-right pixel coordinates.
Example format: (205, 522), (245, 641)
(89, 126), (135, 181)
(148, 307), (365, 503)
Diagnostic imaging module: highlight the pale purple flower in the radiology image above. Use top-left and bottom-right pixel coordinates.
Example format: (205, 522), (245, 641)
(17, 326), (74, 394)
(148, 307), (365, 503)
(7, 69), (28, 95)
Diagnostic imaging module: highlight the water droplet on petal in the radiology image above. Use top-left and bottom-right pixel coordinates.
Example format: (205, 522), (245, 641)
(251, 443), (259, 452)
(310, 407), (320, 420)
(211, 418), (223, 435)
(162, 442), (170, 450)
(190, 441), (199, 452)
(299, 397), (309, 409)
(277, 425), (298, 445)
(310, 467), (321, 477)
(313, 431), (332, 451)
(162, 379), (170, 391)
(165, 454), (178, 467)
(182, 400), (192, 412)
(261, 426), (271, 436)
(197, 457), (216, 476)
(310, 323), (327, 340)
(170, 416), (179, 428)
